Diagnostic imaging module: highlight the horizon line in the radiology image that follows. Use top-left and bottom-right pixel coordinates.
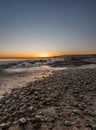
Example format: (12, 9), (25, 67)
(0, 53), (96, 59)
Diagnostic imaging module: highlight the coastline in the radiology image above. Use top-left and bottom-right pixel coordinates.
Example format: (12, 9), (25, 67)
(0, 66), (96, 130)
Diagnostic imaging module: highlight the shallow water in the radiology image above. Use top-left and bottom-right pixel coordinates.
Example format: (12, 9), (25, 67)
(0, 59), (67, 99)
(0, 66), (51, 98)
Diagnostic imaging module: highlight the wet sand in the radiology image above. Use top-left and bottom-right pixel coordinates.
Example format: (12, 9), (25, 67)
(0, 63), (67, 99)
(0, 66), (52, 99)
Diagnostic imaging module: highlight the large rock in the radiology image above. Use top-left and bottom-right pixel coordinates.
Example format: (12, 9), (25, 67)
(0, 122), (11, 129)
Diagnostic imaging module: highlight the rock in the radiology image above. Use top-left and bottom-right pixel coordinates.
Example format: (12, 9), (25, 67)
(92, 125), (96, 130)
(29, 106), (34, 112)
(1, 116), (7, 122)
(50, 117), (55, 123)
(35, 115), (42, 122)
(19, 118), (27, 125)
(31, 115), (42, 129)
(72, 109), (81, 115)
(9, 124), (20, 130)
(90, 112), (96, 117)
(64, 120), (72, 126)
(85, 122), (91, 127)
(0, 122), (11, 129)
(18, 109), (25, 115)
(0, 66), (96, 130)
(10, 112), (17, 117)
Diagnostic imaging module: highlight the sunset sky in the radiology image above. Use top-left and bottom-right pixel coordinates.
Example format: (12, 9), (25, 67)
(0, 0), (96, 58)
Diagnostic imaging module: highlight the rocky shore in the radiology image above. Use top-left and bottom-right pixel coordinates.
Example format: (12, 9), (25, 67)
(0, 67), (96, 130)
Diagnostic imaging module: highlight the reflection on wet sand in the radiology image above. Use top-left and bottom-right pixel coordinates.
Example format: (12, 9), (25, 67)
(0, 66), (52, 98)
(0, 63), (68, 99)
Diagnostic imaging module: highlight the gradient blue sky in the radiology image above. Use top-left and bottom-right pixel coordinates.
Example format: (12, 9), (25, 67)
(0, 0), (96, 57)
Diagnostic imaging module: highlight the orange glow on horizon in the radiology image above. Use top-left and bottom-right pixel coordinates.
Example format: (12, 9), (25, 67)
(0, 52), (64, 58)
(0, 51), (96, 58)
(36, 53), (51, 58)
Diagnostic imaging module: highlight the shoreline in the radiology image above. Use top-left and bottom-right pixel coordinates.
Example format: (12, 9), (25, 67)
(0, 66), (52, 99)
(0, 67), (96, 130)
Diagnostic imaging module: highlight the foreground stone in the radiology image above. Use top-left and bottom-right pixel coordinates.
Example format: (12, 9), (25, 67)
(0, 122), (11, 129)
(0, 67), (96, 130)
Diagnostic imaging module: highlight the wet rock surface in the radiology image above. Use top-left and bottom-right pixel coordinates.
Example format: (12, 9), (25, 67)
(0, 68), (96, 130)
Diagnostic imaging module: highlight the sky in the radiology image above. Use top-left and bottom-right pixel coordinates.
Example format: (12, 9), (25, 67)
(0, 0), (96, 58)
